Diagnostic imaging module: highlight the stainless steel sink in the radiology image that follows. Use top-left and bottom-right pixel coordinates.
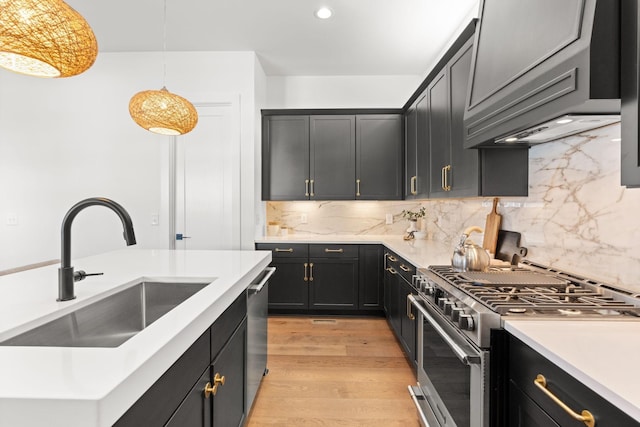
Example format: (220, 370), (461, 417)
(0, 280), (210, 348)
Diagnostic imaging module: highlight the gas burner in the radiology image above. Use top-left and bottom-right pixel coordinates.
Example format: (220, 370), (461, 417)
(426, 264), (640, 319)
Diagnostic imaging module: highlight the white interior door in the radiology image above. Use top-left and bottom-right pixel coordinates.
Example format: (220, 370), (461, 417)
(174, 101), (241, 250)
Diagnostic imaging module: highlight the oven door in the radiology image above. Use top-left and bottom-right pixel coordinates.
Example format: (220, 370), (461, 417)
(408, 295), (489, 427)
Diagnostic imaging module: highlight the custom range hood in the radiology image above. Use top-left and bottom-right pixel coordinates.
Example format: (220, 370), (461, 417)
(463, 0), (620, 147)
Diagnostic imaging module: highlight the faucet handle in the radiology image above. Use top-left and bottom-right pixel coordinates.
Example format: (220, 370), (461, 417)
(74, 270), (104, 282)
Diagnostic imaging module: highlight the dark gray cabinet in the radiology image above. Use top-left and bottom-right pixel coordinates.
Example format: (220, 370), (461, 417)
(211, 319), (247, 427)
(622, 0), (640, 187)
(257, 243), (364, 312)
(405, 94), (430, 199)
(504, 333), (640, 427)
(115, 293), (248, 427)
(255, 244), (309, 310)
(262, 116), (309, 200)
(383, 251), (417, 365)
(405, 21), (528, 199)
(309, 257), (358, 310)
(404, 106), (417, 199)
(429, 38), (481, 198)
(310, 115), (356, 199)
(428, 69), (452, 198)
(356, 115), (403, 200)
(358, 245), (384, 310)
(262, 112), (403, 201)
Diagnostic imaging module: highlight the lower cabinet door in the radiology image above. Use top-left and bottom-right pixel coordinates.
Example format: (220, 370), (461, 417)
(165, 368), (212, 427)
(399, 280), (416, 364)
(508, 382), (560, 427)
(268, 259), (309, 310)
(308, 258), (358, 309)
(212, 319), (247, 427)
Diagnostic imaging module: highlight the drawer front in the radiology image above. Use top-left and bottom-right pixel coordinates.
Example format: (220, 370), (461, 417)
(309, 244), (359, 258)
(211, 292), (247, 360)
(385, 251), (415, 285)
(508, 335), (639, 427)
(256, 243), (309, 258)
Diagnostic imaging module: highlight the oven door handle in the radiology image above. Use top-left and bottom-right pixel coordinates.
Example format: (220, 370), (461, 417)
(409, 295), (481, 365)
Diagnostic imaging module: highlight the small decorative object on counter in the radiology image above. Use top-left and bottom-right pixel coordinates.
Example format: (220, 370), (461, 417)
(267, 222), (280, 236)
(401, 207), (426, 240)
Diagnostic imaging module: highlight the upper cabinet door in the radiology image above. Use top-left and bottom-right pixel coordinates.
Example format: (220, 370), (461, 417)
(356, 115), (403, 200)
(427, 70), (451, 199)
(448, 38), (480, 198)
(404, 105), (418, 199)
(310, 115), (356, 200)
(262, 116), (310, 200)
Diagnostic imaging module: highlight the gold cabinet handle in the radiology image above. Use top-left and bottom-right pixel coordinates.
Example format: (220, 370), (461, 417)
(324, 248), (344, 253)
(303, 263), (308, 282)
(275, 248), (293, 253)
(204, 373), (226, 398)
(387, 255), (398, 262)
(534, 374), (595, 427)
(444, 165), (451, 191)
(310, 179), (315, 197)
(441, 166), (446, 191)
(410, 176), (417, 195)
(309, 262), (314, 281)
(356, 179), (361, 197)
(305, 179), (310, 197)
(399, 264), (412, 273)
(386, 267), (397, 274)
(406, 294), (415, 320)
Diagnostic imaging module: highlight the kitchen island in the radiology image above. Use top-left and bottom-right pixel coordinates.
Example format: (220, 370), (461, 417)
(0, 249), (271, 427)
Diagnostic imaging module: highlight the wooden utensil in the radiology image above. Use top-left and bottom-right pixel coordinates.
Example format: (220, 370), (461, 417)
(482, 198), (502, 255)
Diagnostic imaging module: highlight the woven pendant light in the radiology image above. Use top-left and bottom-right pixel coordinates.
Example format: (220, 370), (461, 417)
(129, 87), (198, 135)
(0, 0), (97, 78)
(129, 0), (197, 136)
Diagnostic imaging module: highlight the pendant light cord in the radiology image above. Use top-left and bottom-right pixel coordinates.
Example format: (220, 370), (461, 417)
(163, 0), (167, 87)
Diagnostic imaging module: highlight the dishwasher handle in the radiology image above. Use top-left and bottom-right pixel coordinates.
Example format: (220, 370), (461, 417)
(249, 267), (276, 293)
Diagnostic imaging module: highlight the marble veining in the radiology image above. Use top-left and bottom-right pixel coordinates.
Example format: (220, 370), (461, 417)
(266, 123), (640, 292)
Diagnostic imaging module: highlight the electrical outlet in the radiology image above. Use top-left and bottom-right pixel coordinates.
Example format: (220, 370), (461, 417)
(6, 213), (18, 226)
(301, 214), (308, 224)
(151, 214), (159, 226)
(385, 213), (393, 225)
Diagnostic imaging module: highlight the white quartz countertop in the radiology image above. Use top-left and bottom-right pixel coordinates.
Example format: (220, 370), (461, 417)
(505, 319), (640, 421)
(0, 249), (271, 427)
(255, 234), (452, 268)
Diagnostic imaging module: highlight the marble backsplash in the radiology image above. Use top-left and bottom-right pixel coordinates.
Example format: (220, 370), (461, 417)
(266, 123), (640, 292)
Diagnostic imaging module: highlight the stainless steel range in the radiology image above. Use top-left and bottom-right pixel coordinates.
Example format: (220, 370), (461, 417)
(408, 260), (640, 427)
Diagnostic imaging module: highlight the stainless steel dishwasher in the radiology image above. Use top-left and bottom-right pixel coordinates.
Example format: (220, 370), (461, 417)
(246, 267), (275, 413)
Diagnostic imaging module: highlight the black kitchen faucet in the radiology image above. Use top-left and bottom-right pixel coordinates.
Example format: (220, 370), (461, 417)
(57, 197), (136, 301)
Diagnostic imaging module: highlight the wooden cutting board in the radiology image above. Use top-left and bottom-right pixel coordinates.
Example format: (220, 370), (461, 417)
(482, 198), (502, 255)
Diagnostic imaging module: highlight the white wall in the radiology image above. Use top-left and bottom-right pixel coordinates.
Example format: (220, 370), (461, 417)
(265, 75), (422, 109)
(0, 51), (260, 270)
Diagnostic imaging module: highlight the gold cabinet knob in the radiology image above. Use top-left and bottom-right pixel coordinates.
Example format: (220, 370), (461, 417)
(204, 373), (226, 398)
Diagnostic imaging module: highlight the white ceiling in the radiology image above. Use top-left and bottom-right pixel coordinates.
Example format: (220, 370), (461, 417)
(66, 0), (479, 76)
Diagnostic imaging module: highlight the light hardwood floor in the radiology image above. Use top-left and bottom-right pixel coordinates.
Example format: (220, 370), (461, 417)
(246, 316), (421, 427)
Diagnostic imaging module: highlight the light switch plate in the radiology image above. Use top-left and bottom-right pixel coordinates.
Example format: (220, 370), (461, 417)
(301, 214), (308, 224)
(6, 213), (18, 226)
(385, 213), (393, 224)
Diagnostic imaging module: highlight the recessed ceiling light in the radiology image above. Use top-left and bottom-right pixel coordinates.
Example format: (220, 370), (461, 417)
(556, 118), (573, 124)
(504, 137), (518, 142)
(315, 7), (333, 19)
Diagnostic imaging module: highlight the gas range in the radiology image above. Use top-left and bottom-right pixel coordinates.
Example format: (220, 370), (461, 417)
(415, 260), (640, 349)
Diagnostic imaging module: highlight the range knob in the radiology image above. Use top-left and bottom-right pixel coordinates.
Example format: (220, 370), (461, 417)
(437, 297), (449, 310)
(443, 301), (456, 315)
(458, 314), (475, 331)
(451, 307), (465, 322)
